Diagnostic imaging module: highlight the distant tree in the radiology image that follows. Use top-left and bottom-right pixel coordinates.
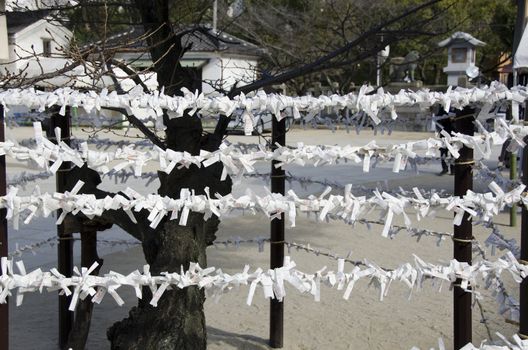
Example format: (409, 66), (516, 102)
(226, 0), (456, 92)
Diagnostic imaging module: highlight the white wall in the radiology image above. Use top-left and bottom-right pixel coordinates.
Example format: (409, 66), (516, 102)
(0, 19), (71, 75)
(201, 56), (258, 95)
(201, 57), (222, 94)
(0, 0), (8, 60)
(221, 57), (257, 90)
(12, 20), (70, 69)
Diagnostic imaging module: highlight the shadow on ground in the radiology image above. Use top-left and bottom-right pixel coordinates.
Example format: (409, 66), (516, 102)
(208, 326), (270, 349)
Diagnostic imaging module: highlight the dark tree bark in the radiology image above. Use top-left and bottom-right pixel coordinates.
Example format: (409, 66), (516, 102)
(102, 2), (225, 346)
(106, 177), (229, 350)
(107, 214), (208, 350)
(132, 0), (194, 97)
(62, 114), (229, 350)
(104, 115), (231, 349)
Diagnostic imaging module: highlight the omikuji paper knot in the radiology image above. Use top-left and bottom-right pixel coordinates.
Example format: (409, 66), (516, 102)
(1, 82), (528, 137)
(1, 254), (527, 309)
(1, 181), (527, 232)
(3, 119), (528, 181)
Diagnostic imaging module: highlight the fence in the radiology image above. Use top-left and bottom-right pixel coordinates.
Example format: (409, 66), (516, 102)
(0, 84), (528, 349)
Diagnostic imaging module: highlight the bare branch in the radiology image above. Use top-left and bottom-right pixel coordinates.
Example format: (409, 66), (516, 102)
(107, 58), (150, 93)
(229, 0), (443, 97)
(102, 106), (166, 150)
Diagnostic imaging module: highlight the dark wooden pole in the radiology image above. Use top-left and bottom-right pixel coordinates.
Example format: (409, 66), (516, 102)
(67, 225), (102, 349)
(453, 107), (475, 349)
(0, 104), (8, 350)
(270, 116), (286, 348)
(521, 134), (528, 340)
(516, 0), (528, 338)
(50, 108), (74, 349)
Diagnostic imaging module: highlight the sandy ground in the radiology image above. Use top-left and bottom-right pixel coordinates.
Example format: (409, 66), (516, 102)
(4, 125), (521, 349)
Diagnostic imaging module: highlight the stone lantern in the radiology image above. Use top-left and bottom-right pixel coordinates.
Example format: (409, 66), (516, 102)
(438, 32), (485, 86)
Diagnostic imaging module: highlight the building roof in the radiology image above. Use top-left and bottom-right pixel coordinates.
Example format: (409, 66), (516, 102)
(89, 25), (265, 58)
(438, 31), (486, 47)
(5, 10), (50, 34)
(6, 0), (76, 11)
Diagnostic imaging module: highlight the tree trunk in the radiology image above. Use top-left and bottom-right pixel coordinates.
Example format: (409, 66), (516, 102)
(107, 215), (208, 350)
(107, 116), (231, 350)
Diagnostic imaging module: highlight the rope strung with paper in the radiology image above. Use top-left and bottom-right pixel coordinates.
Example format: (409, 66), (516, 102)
(7, 236), (58, 258)
(7, 174), (506, 247)
(67, 152), (513, 194)
(7, 171), (53, 187)
(7, 235), (272, 258)
(0, 119), (524, 177)
(470, 230), (520, 323)
(1, 82), (526, 128)
(475, 162), (521, 191)
(8, 149), (513, 198)
(4, 218), (514, 264)
(7, 223), (520, 323)
(0, 179), (525, 234)
(9, 230), (514, 324)
(17, 136), (155, 150)
(1, 251), (526, 310)
(483, 221), (521, 259)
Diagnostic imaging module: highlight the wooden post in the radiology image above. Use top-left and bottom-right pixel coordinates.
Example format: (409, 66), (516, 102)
(513, 0), (528, 339)
(269, 116), (285, 348)
(49, 108), (74, 349)
(453, 107), (475, 349)
(511, 154), (518, 227)
(67, 225), (102, 349)
(521, 135), (528, 340)
(0, 104), (8, 350)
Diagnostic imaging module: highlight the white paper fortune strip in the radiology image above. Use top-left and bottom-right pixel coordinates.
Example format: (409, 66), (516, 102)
(8, 231), (520, 324)
(1, 251), (526, 310)
(471, 232), (520, 322)
(1, 119), (526, 177)
(0, 180), (525, 234)
(1, 82), (527, 129)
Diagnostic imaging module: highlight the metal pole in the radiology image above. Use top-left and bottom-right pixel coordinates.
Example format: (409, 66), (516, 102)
(50, 108), (74, 349)
(453, 107), (474, 349)
(269, 116), (285, 349)
(520, 135), (528, 340)
(0, 104), (8, 350)
(212, 0), (218, 31)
